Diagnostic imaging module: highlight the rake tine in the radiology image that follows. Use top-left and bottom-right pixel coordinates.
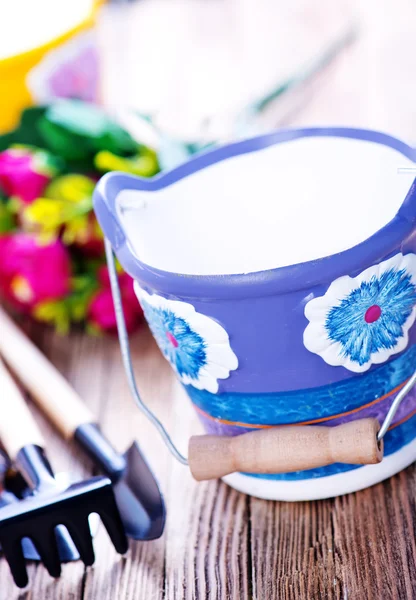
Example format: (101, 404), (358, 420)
(65, 515), (96, 567)
(0, 534), (28, 588)
(31, 527), (62, 579)
(0, 359), (128, 589)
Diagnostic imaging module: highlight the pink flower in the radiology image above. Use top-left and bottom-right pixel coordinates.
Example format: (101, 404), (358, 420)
(45, 45), (99, 103)
(88, 266), (143, 334)
(0, 233), (71, 312)
(0, 147), (60, 205)
(27, 32), (99, 104)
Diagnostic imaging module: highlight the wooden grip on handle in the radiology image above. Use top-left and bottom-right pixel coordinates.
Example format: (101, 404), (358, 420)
(0, 308), (94, 439)
(0, 359), (44, 459)
(188, 419), (384, 481)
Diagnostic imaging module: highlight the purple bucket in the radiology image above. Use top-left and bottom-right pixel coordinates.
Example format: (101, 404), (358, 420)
(93, 127), (416, 500)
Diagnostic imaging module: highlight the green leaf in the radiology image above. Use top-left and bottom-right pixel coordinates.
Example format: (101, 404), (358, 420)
(84, 258), (105, 277)
(0, 202), (15, 233)
(0, 106), (48, 151)
(38, 117), (91, 161)
(67, 274), (99, 322)
(86, 322), (102, 336)
(39, 100), (139, 161)
(33, 300), (71, 334)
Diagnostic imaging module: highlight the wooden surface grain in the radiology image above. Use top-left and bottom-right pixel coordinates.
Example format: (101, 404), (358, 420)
(1, 0), (416, 598)
(0, 325), (414, 600)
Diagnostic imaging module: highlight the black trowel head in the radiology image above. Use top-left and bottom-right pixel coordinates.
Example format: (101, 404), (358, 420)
(74, 425), (165, 542)
(115, 441), (165, 540)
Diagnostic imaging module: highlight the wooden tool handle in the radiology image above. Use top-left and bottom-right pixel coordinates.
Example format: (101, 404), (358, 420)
(0, 308), (94, 440)
(0, 359), (45, 459)
(188, 419), (383, 481)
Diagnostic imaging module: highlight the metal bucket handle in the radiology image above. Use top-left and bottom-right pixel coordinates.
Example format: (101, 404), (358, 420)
(105, 239), (416, 481)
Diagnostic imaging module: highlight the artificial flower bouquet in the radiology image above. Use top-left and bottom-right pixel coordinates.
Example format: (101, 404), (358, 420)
(0, 100), (160, 334)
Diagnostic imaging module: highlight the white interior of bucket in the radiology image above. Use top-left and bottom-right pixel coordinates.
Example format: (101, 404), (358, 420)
(116, 136), (415, 276)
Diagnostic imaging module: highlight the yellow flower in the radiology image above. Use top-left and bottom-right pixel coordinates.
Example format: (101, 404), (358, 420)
(44, 174), (95, 204)
(21, 175), (93, 242)
(24, 197), (72, 225)
(62, 215), (91, 245)
(33, 301), (70, 334)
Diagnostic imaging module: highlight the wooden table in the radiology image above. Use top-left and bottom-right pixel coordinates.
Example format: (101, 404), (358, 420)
(0, 325), (414, 600)
(1, 1), (415, 598)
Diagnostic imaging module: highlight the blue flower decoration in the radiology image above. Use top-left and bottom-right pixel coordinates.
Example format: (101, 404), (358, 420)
(139, 302), (207, 380)
(304, 253), (416, 372)
(135, 286), (238, 392)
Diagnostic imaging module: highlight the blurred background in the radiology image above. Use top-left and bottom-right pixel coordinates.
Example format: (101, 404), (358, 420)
(0, 0), (415, 335)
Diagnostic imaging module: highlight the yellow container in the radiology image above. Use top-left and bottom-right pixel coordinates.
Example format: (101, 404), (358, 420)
(0, 0), (102, 134)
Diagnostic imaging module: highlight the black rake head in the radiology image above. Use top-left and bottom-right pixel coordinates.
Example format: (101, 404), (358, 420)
(0, 475), (128, 588)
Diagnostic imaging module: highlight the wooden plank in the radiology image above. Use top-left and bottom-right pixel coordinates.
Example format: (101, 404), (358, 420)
(80, 328), (251, 600)
(164, 383), (251, 600)
(82, 328), (168, 600)
(250, 495), (338, 600)
(333, 467), (416, 600)
(250, 466), (416, 600)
